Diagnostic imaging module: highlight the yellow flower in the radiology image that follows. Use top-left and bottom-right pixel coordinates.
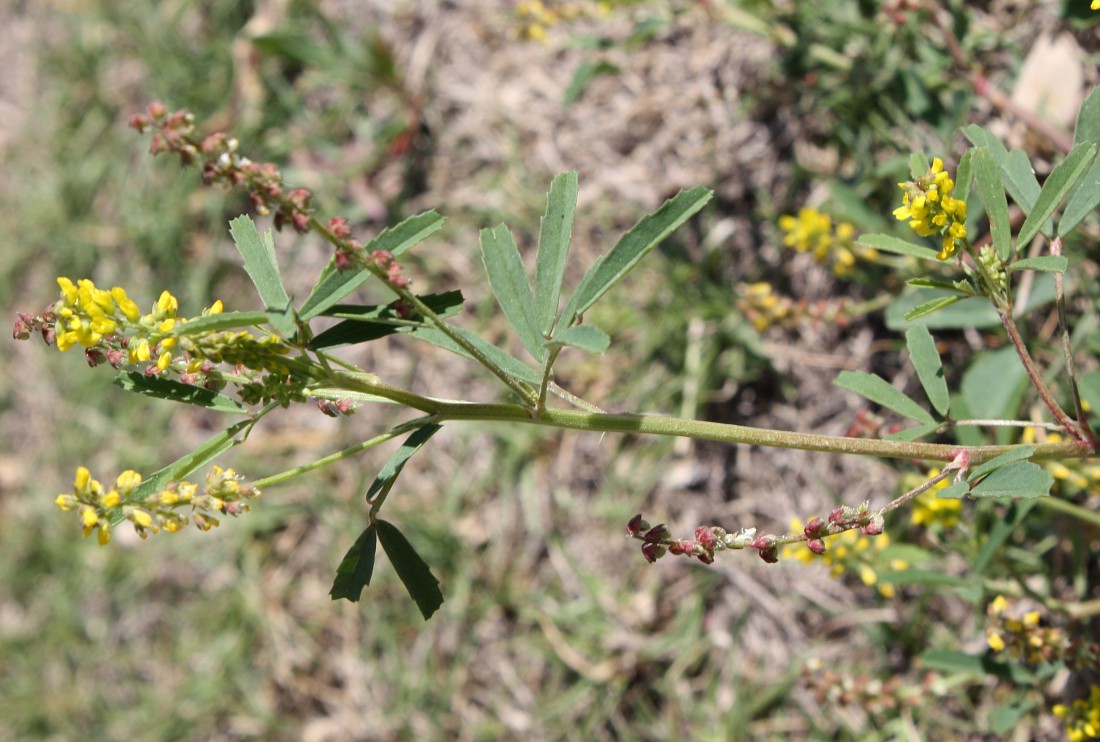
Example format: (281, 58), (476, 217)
(1093, 0), (1100, 9)
(895, 158), (968, 261)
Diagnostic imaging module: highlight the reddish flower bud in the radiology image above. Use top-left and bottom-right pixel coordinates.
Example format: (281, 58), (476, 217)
(643, 524), (671, 543)
(695, 526), (719, 551)
(626, 514), (650, 535)
(804, 516), (823, 538)
(828, 506), (845, 525)
(860, 514), (885, 536)
(147, 101), (168, 119)
(641, 542), (666, 563)
(84, 348), (106, 367)
(328, 217), (352, 240)
(806, 538), (827, 555)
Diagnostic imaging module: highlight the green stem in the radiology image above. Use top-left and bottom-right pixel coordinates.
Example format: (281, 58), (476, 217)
(1034, 494), (1100, 529)
(249, 419), (431, 489)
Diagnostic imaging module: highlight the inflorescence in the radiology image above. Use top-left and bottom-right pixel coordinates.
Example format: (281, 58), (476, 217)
(893, 157), (968, 260)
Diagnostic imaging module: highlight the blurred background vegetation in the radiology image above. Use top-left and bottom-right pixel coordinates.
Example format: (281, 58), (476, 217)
(2, 1), (1099, 740)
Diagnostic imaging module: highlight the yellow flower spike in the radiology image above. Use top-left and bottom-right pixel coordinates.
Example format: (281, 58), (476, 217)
(207, 299), (224, 315)
(80, 507), (98, 528)
(158, 318), (176, 333)
(988, 631), (1006, 652)
(990, 595), (1008, 615)
(101, 491), (121, 508)
(157, 351), (172, 372)
(1023, 611), (1041, 627)
(134, 339), (151, 363)
(130, 509), (153, 528)
(115, 470), (142, 492)
(156, 290), (179, 317)
(109, 287), (141, 322)
(1093, 0), (1100, 10)
(160, 336), (177, 350)
(97, 523), (111, 546)
(859, 565), (878, 586)
(74, 466), (91, 491)
(55, 494), (78, 511)
(57, 277), (78, 302)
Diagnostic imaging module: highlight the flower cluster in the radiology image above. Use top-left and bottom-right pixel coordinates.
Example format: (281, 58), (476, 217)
(128, 102), (411, 288)
(514, 1), (591, 41)
(782, 506), (904, 598)
(735, 281), (853, 332)
(1054, 686), (1100, 742)
(626, 515), (764, 564)
(893, 157), (968, 260)
(900, 468), (962, 530)
(777, 207), (876, 277)
(54, 465), (260, 544)
(985, 595), (1066, 665)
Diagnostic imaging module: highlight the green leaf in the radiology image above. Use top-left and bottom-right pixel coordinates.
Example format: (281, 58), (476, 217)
(909, 152), (930, 179)
(114, 372), (249, 414)
(413, 326), (541, 385)
(309, 291), (464, 350)
(918, 649), (1034, 683)
(906, 325), (950, 416)
(1001, 149), (1042, 215)
(990, 701), (1038, 737)
(1020, 142), (1097, 246)
(936, 481), (969, 499)
(329, 525), (378, 602)
(888, 277), (1057, 330)
(365, 424), (443, 503)
(547, 324), (610, 354)
(969, 461), (1052, 499)
(1073, 84), (1100, 147)
(875, 569), (969, 588)
(905, 278), (971, 292)
(960, 347), (1030, 445)
(265, 304), (297, 339)
(954, 148), (973, 205)
(228, 216), (290, 310)
(563, 59), (620, 106)
(171, 311), (272, 336)
(480, 224), (545, 362)
(564, 186), (712, 320)
(535, 172), (579, 335)
(1059, 158), (1100, 235)
(902, 295), (966, 323)
(298, 211), (445, 321)
(1008, 255), (1067, 273)
(961, 125), (1008, 161)
(967, 446), (1036, 482)
(972, 148), (1012, 260)
(377, 519), (444, 620)
(855, 233), (939, 260)
(834, 370), (935, 424)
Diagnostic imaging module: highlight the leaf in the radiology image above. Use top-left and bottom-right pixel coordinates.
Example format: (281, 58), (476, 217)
(535, 172), (579, 335)
(114, 372), (249, 414)
(564, 186), (712, 320)
(875, 569), (969, 588)
(228, 216), (290, 310)
(546, 324), (610, 354)
(969, 461), (1052, 499)
(1001, 149), (1042, 215)
(377, 519), (444, 620)
(967, 446), (1037, 482)
(329, 525), (378, 602)
(171, 310), (272, 336)
(480, 224), (545, 362)
(960, 347), (1030, 445)
(990, 701), (1038, 737)
(954, 148), (973, 206)
(888, 277), (1057, 330)
(563, 59), (620, 106)
(1008, 256), (1067, 273)
(298, 211), (445, 321)
(1073, 84), (1100, 147)
(834, 370), (935, 424)
(936, 481), (969, 499)
(265, 304), (298, 339)
(971, 148), (1012, 260)
(1020, 142), (1097, 246)
(365, 424), (443, 503)
(905, 278), (971, 292)
(855, 233), (939, 260)
(309, 291), (464, 350)
(909, 152), (930, 179)
(918, 649), (1035, 683)
(962, 125), (1008, 161)
(906, 325), (950, 416)
(902, 295), (966, 323)
(413, 326), (541, 385)
(1059, 158), (1100, 236)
